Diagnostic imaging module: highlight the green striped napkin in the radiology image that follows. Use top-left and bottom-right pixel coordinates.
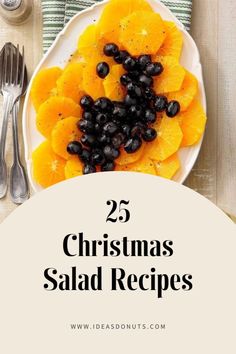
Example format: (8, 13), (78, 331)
(42, 0), (192, 53)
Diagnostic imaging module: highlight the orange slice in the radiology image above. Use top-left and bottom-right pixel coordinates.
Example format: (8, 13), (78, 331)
(145, 116), (183, 161)
(65, 51), (82, 67)
(154, 153), (180, 179)
(117, 155), (156, 175)
(32, 141), (66, 188)
(51, 116), (82, 160)
(83, 61), (105, 99)
(78, 24), (113, 64)
(178, 99), (207, 147)
(98, 0), (153, 43)
(119, 11), (166, 56)
(153, 56), (185, 94)
(103, 64), (125, 101)
(116, 144), (145, 166)
(65, 156), (83, 179)
(167, 70), (198, 111)
(31, 67), (62, 111)
(57, 62), (85, 103)
(36, 96), (81, 139)
(158, 21), (183, 60)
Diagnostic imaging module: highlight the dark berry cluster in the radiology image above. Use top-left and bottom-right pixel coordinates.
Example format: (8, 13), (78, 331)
(67, 43), (180, 174)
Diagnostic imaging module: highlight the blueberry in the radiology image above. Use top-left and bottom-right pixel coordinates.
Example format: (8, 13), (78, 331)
(67, 141), (82, 155)
(91, 149), (105, 165)
(80, 95), (94, 110)
(103, 121), (119, 136)
(145, 62), (164, 76)
(130, 123), (145, 137)
(166, 100), (180, 117)
(126, 82), (142, 98)
(112, 133), (125, 149)
(94, 122), (102, 134)
(79, 148), (91, 163)
(103, 43), (119, 57)
(137, 55), (151, 70)
(103, 145), (120, 160)
(81, 134), (96, 147)
(139, 74), (153, 87)
(96, 62), (110, 78)
(97, 132), (111, 145)
(120, 73), (133, 87)
(121, 124), (131, 138)
(83, 164), (96, 174)
(128, 70), (140, 80)
(124, 94), (138, 107)
(144, 87), (155, 102)
(124, 136), (142, 153)
(112, 103), (127, 119)
(101, 160), (115, 172)
(114, 50), (129, 64)
(111, 117), (122, 127)
(144, 108), (156, 124)
(97, 133), (111, 145)
(82, 110), (94, 121)
(123, 56), (137, 71)
(142, 127), (157, 142)
(94, 97), (113, 112)
(78, 119), (95, 133)
(154, 95), (168, 112)
(96, 113), (109, 125)
(139, 97), (149, 109)
(129, 105), (143, 119)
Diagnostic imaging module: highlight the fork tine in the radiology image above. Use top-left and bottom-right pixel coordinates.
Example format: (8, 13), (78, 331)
(15, 44), (20, 86)
(9, 44), (14, 85)
(20, 46), (25, 90)
(3, 45), (8, 86)
(0, 47), (4, 89)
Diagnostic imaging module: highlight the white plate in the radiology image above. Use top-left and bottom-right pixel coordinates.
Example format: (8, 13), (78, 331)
(22, 0), (207, 193)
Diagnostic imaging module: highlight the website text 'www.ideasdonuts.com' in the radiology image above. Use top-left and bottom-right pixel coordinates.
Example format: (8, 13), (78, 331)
(70, 323), (166, 331)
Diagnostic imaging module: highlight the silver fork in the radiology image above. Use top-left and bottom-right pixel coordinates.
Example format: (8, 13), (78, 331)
(0, 43), (25, 199)
(10, 45), (29, 204)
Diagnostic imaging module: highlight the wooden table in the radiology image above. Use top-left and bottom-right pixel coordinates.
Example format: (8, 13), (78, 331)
(0, 0), (235, 223)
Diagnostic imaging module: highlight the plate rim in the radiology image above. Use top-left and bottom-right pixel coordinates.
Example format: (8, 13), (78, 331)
(22, 0), (206, 192)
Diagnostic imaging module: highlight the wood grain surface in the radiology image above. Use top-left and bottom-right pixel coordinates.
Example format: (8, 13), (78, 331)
(186, 0), (236, 218)
(0, 0), (235, 223)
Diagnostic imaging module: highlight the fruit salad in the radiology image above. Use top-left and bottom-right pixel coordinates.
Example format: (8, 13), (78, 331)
(30, 0), (207, 188)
